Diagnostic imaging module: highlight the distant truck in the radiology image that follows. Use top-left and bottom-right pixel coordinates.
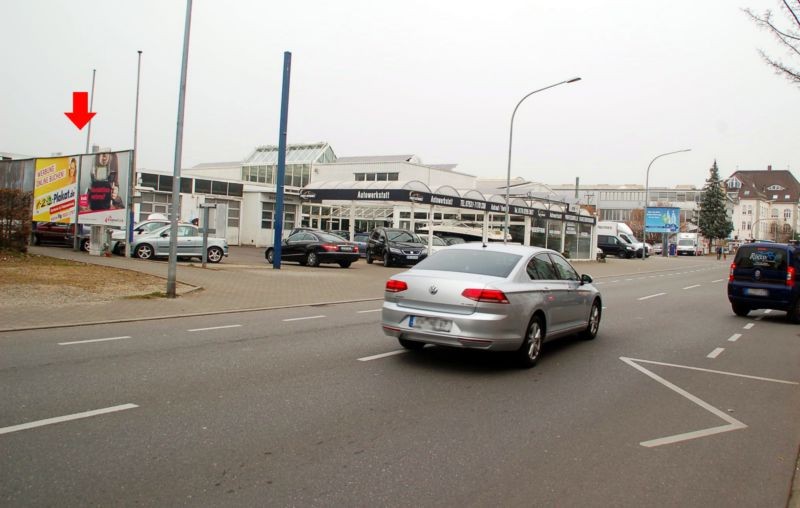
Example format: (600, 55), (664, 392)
(597, 221), (650, 258)
(676, 232), (702, 256)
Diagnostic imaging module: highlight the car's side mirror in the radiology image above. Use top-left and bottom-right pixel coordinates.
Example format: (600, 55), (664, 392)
(581, 274), (593, 285)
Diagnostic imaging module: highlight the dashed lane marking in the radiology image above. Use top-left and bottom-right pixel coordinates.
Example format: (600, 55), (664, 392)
(743, 323), (755, 330)
(638, 293), (667, 301)
(707, 348), (725, 359)
(357, 309), (382, 314)
(727, 334), (742, 342)
(282, 315), (326, 322)
(683, 285), (701, 290)
(58, 336), (132, 346)
(0, 404), (139, 436)
(187, 325), (242, 332)
(358, 350), (408, 361)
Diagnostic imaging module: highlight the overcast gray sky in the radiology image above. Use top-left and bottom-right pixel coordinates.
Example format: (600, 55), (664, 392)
(2, 0), (798, 188)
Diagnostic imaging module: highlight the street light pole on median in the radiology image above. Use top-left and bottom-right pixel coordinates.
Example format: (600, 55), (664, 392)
(504, 77), (581, 244)
(643, 149), (691, 260)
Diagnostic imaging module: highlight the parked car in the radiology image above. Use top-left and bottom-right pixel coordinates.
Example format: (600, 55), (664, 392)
(441, 236), (467, 246)
(415, 234), (449, 255)
(653, 243), (663, 255)
(33, 222), (89, 251)
(265, 230), (360, 268)
(597, 234), (638, 258)
(381, 243), (602, 368)
(728, 242), (800, 321)
(366, 227), (428, 267)
(353, 232), (369, 258)
(111, 218), (171, 255)
(130, 224), (228, 263)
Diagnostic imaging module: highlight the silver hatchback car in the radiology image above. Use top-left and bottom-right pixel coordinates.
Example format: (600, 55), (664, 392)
(130, 224), (228, 263)
(381, 243), (601, 368)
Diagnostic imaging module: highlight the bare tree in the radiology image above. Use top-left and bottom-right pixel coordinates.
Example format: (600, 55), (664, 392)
(744, 1), (800, 86)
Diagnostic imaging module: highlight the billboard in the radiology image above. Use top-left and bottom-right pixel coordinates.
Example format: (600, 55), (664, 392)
(33, 156), (79, 222)
(32, 150), (132, 226)
(645, 207), (680, 233)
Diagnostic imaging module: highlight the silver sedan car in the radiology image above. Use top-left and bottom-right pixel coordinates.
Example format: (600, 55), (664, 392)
(130, 224), (228, 263)
(381, 243), (601, 368)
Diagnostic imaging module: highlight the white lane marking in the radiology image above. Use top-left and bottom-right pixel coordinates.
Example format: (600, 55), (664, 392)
(727, 333), (742, 342)
(620, 358), (746, 447)
(707, 348), (725, 359)
(357, 309), (382, 314)
(0, 404), (138, 436)
(625, 279), (633, 281)
(58, 336), (131, 346)
(764, 309), (772, 314)
(712, 279), (725, 283)
(358, 350), (408, 362)
(282, 315), (326, 322)
(611, 280), (620, 283)
(187, 324), (242, 332)
(602, 306), (608, 310)
(683, 284), (701, 290)
(638, 293), (667, 301)
(743, 323), (754, 330)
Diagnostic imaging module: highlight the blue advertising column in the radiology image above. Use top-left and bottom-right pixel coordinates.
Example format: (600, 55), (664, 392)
(272, 51), (291, 269)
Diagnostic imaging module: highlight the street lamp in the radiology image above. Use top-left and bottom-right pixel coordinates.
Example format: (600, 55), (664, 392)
(643, 149), (691, 259)
(504, 77), (582, 244)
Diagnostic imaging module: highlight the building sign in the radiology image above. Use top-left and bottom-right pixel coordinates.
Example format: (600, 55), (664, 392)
(301, 187), (596, 224)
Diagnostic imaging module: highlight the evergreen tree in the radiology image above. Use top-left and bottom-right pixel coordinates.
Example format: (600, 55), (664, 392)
(698, 160), (733, 252)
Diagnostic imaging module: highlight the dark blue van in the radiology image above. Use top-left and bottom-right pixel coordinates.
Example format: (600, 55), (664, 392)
(727, 242), (800, 321)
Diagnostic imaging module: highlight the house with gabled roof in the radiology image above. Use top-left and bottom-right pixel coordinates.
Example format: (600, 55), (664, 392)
(725, 166), (800, 242)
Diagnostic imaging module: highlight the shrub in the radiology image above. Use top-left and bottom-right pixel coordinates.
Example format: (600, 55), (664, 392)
(0, 189), (32, 252)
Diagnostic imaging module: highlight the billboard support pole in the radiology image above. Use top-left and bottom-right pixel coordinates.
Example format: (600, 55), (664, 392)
(127, 51), (143, 258)
(73, 69), (96, 251)
(272, 51), (292, 269)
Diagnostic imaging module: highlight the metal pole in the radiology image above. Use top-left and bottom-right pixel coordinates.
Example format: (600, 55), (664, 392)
(643, 149), (691, 260)
(126, 50), (143, 258)
(73, 69), (96, 251)
(85, 69), (96, 154)
(272, 51), (292, 269)
(504, 77), (581, 244)
(166, 0), (193, 298)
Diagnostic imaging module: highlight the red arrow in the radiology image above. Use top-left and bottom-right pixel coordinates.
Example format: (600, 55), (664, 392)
(64, 91), (96, 130)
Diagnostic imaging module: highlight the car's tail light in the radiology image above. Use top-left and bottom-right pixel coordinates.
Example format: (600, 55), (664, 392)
(787, 266), (795, 287)
(729, 262), (736, 282)
(461, 288), (510, 304)
(353, 245), (359, 253)
(321, 244), (339, 252)
(386, 279), (408, 293)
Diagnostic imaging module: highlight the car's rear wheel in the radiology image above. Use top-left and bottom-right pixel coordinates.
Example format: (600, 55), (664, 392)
(580, 300), (601, 340)
(731, 303), (751, 317)
(366, 250), (374, 264)
(265, 248), (274, 263)
(517, 314), (544, 368)
(339, 261), (351, 268)
(80, 238), (90, 252)
(306, 251), (320, 267)
(135, 244), (154, 260)
(207, 246), (223, 263)
(33, 234), (41, 245)
(399, 338), (425, 350)
(383, 252), (392, 267)
(617, 251), (626, 259)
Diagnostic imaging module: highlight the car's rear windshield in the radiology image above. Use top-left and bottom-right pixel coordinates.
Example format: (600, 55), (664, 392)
(412, 249), (522, 278)
(735, 246), (789, 270)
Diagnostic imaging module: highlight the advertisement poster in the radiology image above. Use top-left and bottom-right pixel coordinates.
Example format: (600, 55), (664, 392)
(32, 156), (79, 222)
(77, 150), (131, 226)
(645, 207), (680, 233)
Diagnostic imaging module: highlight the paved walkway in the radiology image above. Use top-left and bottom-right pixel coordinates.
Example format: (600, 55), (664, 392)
(1, 246), (726, 331)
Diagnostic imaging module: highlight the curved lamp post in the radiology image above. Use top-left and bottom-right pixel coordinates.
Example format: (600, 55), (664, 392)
(644, 149), (691, 259)
(504, 77), (582, 244)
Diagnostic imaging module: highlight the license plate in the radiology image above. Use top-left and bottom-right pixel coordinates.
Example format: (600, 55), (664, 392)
(406, 255), (418, 260)
(340, 246), (352, 251)
(744, 288), (768, 296)
(409, 316), (452, 332)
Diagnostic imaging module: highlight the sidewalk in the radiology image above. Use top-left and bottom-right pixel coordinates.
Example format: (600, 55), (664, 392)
(0, 247), (726, 332)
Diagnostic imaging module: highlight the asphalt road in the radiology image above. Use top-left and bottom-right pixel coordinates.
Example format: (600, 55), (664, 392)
(1, 262), (799, 506)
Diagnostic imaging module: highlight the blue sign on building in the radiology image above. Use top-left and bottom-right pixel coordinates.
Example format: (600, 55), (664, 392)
(645, 207), (680, 233)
